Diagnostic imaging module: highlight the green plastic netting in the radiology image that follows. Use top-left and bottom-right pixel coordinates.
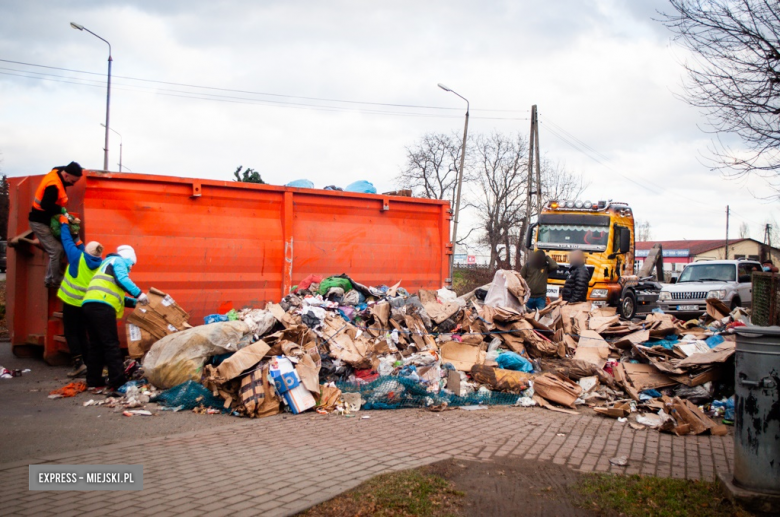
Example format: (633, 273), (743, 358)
(337, 376), (520, 410)
(154, 380), (226, 411)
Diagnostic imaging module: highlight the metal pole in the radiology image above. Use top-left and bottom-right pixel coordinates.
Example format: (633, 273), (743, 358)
(725, 205), (730, 260)
(450, 104), (469, 284)
(71, 24), (112, 171)
(104, 53), (112, 171)
(119, 141), (123, 172)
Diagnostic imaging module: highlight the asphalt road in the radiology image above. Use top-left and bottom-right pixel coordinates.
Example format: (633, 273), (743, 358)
(0, 341), (242, 464)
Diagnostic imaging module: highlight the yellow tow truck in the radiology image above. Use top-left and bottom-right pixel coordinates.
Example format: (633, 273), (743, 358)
(524, 199), (635, 310)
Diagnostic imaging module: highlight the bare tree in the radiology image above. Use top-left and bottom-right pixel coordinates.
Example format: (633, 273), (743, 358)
(738, 221), (751, 239)
(659, 1), (780, 194)
(636, 219), (653, 242)
(396, 133), (467, 201)
(469, 134), (587, 269)
(470, 133), (528, 269)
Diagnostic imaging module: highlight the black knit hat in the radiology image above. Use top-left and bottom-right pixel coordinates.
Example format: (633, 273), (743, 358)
(63, 162), (83, 177)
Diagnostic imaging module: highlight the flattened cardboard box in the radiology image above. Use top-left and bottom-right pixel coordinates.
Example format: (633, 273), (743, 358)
(127, 287), (190, 341)
(126, 323), (155, 359)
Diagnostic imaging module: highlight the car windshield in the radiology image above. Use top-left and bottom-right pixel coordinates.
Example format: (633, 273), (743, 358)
(537, 224), (610, 251)
(677, 264), (736, 283)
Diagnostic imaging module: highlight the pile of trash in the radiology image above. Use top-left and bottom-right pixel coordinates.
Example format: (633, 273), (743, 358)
(107, 270), (741, 435)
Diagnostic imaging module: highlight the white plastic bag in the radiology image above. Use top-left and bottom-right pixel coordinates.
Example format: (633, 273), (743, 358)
(143, 321), (249, 389)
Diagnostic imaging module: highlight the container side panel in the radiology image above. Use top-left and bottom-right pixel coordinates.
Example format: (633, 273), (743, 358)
(291, 193), (445, 291)
(83, 176), (285, 324)
(10, 171), (449, 354)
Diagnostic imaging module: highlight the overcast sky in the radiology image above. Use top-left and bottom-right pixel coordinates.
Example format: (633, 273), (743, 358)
(0, 0), (776, 246)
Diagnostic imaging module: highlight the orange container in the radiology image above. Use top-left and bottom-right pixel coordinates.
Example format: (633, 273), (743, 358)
(8, 172), (451, 364)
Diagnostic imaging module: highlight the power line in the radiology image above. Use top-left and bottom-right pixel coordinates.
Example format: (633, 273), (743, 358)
(0, 58), (528, 114)
(538, 114), (768, 224)
(0, 67), (529, 121)
(539, 119), (665, 196)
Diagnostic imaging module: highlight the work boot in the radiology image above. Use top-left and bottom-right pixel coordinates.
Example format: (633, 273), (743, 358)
(67, 356), (87, 378)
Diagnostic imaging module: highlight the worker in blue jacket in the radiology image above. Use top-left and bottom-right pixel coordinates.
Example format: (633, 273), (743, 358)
(56, 216), (104, 378)
(82, 245), (149, 391)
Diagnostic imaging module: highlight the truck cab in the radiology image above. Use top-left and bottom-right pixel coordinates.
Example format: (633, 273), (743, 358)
(525, 200), (634, 307)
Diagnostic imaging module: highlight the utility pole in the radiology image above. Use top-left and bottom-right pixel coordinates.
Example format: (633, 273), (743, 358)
(765, 223), (772, 247)
(725, 205), (730, 259)
(533, 106), (541, 215)
(524, 105), (537, 263)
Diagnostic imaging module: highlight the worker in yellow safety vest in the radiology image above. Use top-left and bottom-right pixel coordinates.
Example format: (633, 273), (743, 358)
(82, 245), (149, 391)
(56, 214), (104, 378)
(28, 162), (84, 288)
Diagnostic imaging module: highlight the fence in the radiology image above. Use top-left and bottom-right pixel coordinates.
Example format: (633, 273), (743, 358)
(752, 272), (780, 327)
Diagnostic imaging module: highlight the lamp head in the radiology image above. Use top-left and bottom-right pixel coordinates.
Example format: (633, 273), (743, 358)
(70, 22), (85, 30)
(437, 83), (451, 92)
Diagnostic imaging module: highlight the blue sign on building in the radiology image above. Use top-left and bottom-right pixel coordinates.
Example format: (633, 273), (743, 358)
(636, 248), (689, 258)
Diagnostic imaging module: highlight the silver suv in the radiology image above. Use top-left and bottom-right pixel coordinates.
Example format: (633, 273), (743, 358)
(656, 260), (760, 316)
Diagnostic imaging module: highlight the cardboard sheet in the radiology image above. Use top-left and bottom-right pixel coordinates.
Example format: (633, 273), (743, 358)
(572, 330), (610, 368)
(533, 373), (583, 408)
(677, 341), (735, 367)
(440, 341), (486, 371)
(622, 362), (677, 390)
(215, 340), (271, 380)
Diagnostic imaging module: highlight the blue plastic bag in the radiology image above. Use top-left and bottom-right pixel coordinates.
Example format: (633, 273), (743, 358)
(713, 397), (735, 423)
(344, 180), (377, 194)
(204, 314), (229, 325)
(117, 379), (148, 394)
(644, 335), (679, 350)
(705, 334), (725, 348)
(286, 179), (314, 189)
(496, 352), (534, 373)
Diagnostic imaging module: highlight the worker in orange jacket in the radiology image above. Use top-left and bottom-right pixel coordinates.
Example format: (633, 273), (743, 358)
(28, 162), (84, 288)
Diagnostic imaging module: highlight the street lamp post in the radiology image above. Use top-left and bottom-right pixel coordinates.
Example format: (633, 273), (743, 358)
(437, 83), (469, 288)
(100, 123), (123, 171)
(71, 22), (112, 172)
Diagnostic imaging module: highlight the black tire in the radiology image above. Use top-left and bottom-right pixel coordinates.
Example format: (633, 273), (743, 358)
(730, 297), (741, 311)
(620, 291), (637, 320)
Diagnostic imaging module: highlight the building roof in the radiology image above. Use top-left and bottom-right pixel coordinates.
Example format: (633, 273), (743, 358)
(636, 239), (750, 256)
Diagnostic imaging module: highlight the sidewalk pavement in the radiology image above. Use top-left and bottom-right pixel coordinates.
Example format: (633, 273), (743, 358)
(0, 406), (733, 517)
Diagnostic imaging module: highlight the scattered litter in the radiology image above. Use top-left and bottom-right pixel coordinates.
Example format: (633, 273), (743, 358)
(609, 456), (629, 466)
(79, 269), (743, 435)
(49, 382), (87, 398)
(459, 405), (489, 411)
(123, 410), (153, 416)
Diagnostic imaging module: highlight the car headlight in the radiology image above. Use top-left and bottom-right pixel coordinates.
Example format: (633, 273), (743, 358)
(707, 290), (726, 300)
(590, 289), (609, 299)
(658, 291), (671, 301)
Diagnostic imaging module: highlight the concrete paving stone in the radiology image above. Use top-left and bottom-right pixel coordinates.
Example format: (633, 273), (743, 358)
(0, 408), (733, 513)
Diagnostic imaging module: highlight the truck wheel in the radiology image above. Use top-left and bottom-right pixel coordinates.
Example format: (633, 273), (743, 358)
(620, 291), (637, 320)
(730, 297), (741, 310)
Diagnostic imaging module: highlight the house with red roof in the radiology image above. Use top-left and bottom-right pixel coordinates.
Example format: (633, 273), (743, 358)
(635, 238), (780, 274)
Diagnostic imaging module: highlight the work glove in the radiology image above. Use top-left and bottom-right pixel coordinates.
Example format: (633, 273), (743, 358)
(75, 239), (84, 247)
(137, 293), (149, 306)
(58, 215), (69, 225)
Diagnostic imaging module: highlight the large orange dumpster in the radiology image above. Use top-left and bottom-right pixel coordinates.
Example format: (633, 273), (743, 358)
(8, 171), (451, 364)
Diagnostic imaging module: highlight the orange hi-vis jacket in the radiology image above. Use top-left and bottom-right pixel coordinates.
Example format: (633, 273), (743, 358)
(32, 169), (69, 212)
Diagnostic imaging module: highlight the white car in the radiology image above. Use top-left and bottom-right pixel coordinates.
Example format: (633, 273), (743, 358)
(656, 260), (760, 316)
